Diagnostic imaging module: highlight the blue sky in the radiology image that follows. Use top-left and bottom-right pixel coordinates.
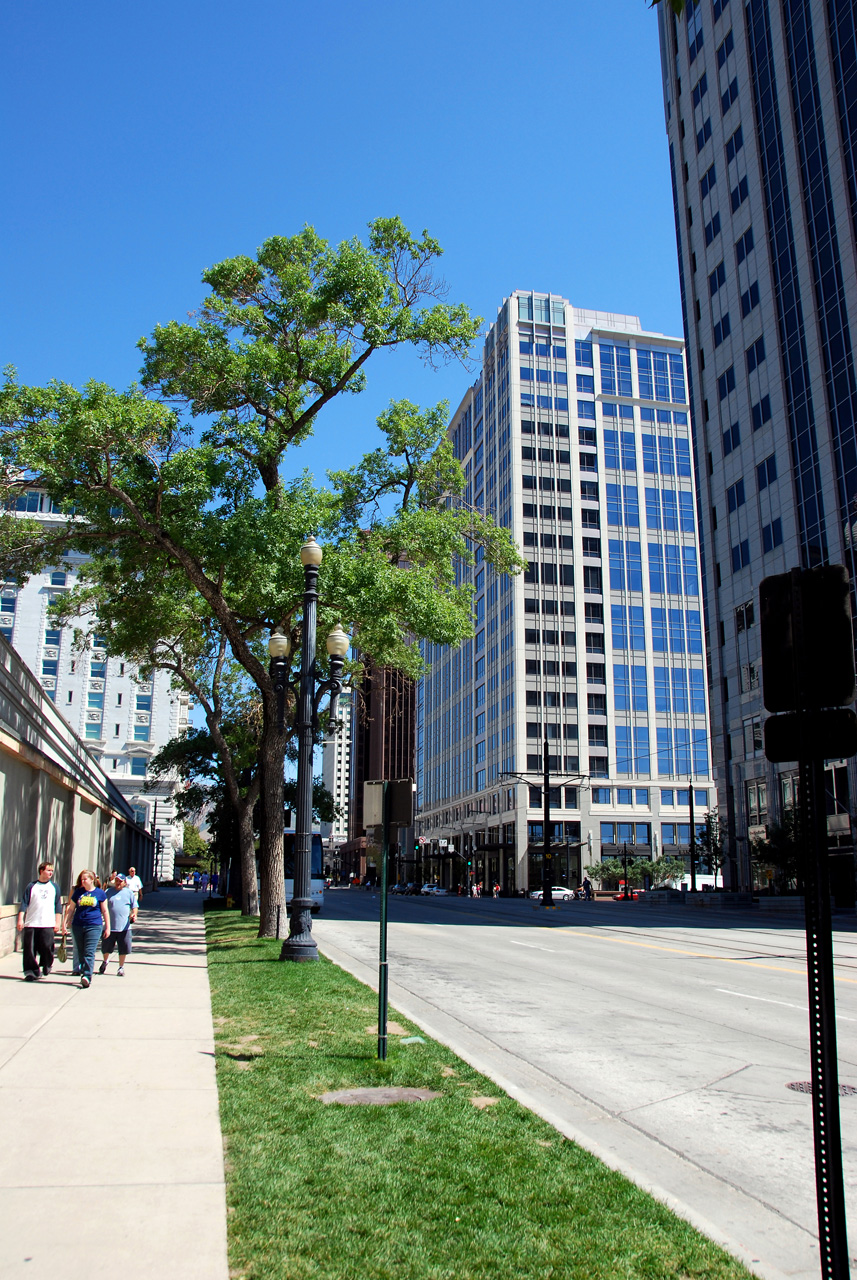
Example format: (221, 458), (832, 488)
(1, 0), (679, 482)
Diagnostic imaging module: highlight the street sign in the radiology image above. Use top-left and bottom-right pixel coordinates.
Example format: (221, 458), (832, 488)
(764, 708), (857, 763)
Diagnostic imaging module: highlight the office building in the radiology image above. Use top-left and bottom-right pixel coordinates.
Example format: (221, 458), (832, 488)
(657, 0), (857, 892)
(2, 489), (188, 875)
(415, 291), (715, 893)
(320, 688), (352, 870)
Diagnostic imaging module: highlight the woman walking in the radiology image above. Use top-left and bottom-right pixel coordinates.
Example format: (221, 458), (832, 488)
(62, 870), (110, 988)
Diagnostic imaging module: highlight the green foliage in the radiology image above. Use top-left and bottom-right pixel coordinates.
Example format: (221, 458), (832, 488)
(750, 807), (802, 891)
(648, 0), (686, 15)
(206, 911), (752, 1280)
(182, 822), (209, 861)
(584, 856), (687, 889)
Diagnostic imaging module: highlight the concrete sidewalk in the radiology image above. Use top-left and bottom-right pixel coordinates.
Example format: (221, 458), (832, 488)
(0, 887), (228, 1280)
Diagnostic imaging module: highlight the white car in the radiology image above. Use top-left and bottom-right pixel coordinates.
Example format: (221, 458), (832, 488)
(420, 883), (449, 896)
(529, 886), (576, 902)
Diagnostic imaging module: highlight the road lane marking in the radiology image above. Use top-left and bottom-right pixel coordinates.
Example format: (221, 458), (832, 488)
(715, 988), (857, 1021)
(549, 928), (857, 983)
(508, 940), (558, 953)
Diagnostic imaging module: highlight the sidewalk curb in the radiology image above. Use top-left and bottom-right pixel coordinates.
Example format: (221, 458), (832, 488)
(316, 931), (821, 1280)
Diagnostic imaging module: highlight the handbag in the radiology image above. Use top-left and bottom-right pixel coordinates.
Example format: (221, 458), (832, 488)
(57, 935), (67, 964)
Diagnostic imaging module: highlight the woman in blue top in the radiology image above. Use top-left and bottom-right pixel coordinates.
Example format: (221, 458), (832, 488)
(62, 870), (110, 988)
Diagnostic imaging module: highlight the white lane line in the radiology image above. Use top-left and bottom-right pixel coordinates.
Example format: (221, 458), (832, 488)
(716, 988), (857, 1021)
(509, 940), (559, 953)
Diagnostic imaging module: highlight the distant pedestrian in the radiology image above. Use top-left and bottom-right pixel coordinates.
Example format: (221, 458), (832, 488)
(193, 871), (201, 892)
(211, 871), (218, 892)
(200, 872), (209, 892)
(125, 866), (143, 907)
(17, 862), (62, 981)
(582, 875), (592, 901)
(99, 873), (137, 977)
(63, 870), (110, 989)
(493, 882), (500, 899)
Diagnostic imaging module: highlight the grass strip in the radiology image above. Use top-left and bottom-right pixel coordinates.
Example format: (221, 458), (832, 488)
(206, 911), (753, 1280)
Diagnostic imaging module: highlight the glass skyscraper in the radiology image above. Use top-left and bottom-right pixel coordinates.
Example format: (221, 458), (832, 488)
(415, 293), (714, 894)
(657, 0), (857, 894)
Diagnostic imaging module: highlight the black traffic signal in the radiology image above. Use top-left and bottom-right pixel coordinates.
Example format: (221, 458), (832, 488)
(760, 566), (855, 712)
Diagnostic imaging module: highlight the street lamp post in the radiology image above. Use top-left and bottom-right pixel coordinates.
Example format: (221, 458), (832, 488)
(278, 537), (349, 963)
(689, 781), (698, 892)
(622, 842), (631, 900)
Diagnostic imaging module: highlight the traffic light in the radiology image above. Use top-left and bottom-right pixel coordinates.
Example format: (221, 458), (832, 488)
(413, 840), (419, 856)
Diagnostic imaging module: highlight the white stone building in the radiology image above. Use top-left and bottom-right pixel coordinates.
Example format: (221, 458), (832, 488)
(1, 490), (188, 876)
(320, 689), (352, 868)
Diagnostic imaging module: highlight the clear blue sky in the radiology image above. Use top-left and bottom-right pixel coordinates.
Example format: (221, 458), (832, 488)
(1, 0), (679, 481)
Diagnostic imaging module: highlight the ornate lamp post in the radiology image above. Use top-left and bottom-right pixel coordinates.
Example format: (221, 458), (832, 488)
(279, 537), (349, 963)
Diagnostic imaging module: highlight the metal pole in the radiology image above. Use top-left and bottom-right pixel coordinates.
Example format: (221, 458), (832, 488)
(623, 843), (630, 900)
(377, 782), (390, 1061)
(689, 781), (697, 892)
(801, 753), (850, 1277)
(542, 735), (553, 907)
(281, 556), (320, 963)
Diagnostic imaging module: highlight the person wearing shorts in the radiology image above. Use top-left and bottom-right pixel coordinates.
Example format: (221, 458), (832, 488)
(99, 872), (137, 976)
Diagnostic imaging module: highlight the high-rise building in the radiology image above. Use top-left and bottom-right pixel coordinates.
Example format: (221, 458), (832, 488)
(657, 0), (857, 893)
(2, 488), (188, 875)
(415, 292), (715, 893)
(320, 689), (352, 862)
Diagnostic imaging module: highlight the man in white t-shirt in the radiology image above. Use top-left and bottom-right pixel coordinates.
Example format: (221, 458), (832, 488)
(125, 867), (143, 906)
(17, 862), (63, 981)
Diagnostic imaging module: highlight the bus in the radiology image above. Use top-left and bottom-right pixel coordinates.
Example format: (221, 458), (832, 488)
(284, 831), (325, 913)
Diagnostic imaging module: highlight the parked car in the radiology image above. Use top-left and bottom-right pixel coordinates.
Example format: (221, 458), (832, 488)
(420, 883), (449, 896)
(390, 882), (409, 895)
(529, 886), (577, 902)
(612, 888), (642, 900)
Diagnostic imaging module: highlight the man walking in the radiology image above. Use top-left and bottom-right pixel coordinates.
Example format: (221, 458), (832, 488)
(125, 866), (143, 906)
(99, 872), (137, 976)
(17, 862), (62, 980)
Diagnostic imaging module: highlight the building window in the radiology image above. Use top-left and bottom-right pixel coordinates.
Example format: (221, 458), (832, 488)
(130, 757), (148, 778)
(762, 519), (783, 553)
(757, 453), (777, 490)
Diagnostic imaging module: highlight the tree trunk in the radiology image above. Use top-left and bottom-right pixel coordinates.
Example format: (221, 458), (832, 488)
(257, 721), (287, 937)
(237, 800), (259, 916)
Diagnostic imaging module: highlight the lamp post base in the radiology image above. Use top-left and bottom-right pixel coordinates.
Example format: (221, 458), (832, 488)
(279, 898), (319, 963)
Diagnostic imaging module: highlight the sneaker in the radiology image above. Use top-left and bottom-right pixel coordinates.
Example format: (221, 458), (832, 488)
(24, 971), (38, 982)
(117, 966), (125, 977)
(79, 977), (90, 988)
(98, 960), (107, 975)
(42, 966), (52, 977)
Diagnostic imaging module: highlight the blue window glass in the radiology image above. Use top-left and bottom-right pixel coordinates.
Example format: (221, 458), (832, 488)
(669, 609), (685, 653)
(134, 725), (150, 742)
(614, 664), (630, 711)
(603, 403), (618, 419)
(645, 488), (660, 530)
(665, 545), (682, 594)
(520, 366), (533, 381)
(577, 400), (596, 420)
(653, 352), (670, 401)
(675, 728), (691, 774)
(692, 730), (709, 774)
(640, 407), (655, 424)
(90, 660), (107, 678)
(87, 692), (104, 710)
(612, 604), (628, 649)
(626, 541), (643, 590)
(604, 430), (620, 469)
(600, 344), (616, 394)
(132, 758), (147, 779)
(634, 727), (650, 772)
(675, 439), (691, 476)
(686, 610), (703, 653)
(621, 431), (636, 470)
(577, 374), (594, 394)
(555, 371), (568, 386)
(617, 347), (632, 396)
(609, 539), (624, 588)
(654, 667), (671, 712)
(651, 609), (668, 652)
(44, 628), (61, 647)
(536, 369), (551, 384)
(616, 726), (633, 775)
(637, 350), (654, 400)
(520, 341), (533, 354)
(657, 727), (673, 776)
(521, 393), (535, 406)
(136, 695), (152, 712)
(632, 666), (648, 710)
(658, 436), (675, 475)
(41, 660), (58, 677)
(642, 435), (658, 474)
(606, 484), (622, 527)
(537, 395), (552, 409)
(662, 490), (678, 531)
(84, 723), (101, 739)
(689, 669), (706, 713)
(624, 486), (639, 527)
(649, 544), (665, 593)
(629, 606), (646, 651)
(672, 668), (689, 712)
(679, 491), (695, 531)
(683, 546), (699, 595)
(575, 339), (593, 367)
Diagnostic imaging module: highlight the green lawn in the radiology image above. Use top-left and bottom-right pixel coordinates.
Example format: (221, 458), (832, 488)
(206, 912), (753, 1280)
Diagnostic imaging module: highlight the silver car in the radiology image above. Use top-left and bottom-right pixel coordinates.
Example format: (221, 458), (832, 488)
(529, 886), (576, 902)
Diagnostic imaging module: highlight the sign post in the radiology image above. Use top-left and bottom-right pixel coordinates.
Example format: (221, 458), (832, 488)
(761, 566), (856, 1279)
(364, 779), (415, 1062)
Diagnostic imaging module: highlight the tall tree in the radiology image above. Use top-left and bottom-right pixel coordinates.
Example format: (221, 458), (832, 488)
(0, 217), (522, 936)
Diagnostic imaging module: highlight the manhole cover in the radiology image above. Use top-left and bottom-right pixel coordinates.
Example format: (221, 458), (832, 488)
(786, 1081), (857, 1096)
(320, 1087), (441, 1106)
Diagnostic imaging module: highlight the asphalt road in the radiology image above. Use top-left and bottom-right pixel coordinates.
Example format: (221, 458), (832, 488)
(313, 891), (857, 1280)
